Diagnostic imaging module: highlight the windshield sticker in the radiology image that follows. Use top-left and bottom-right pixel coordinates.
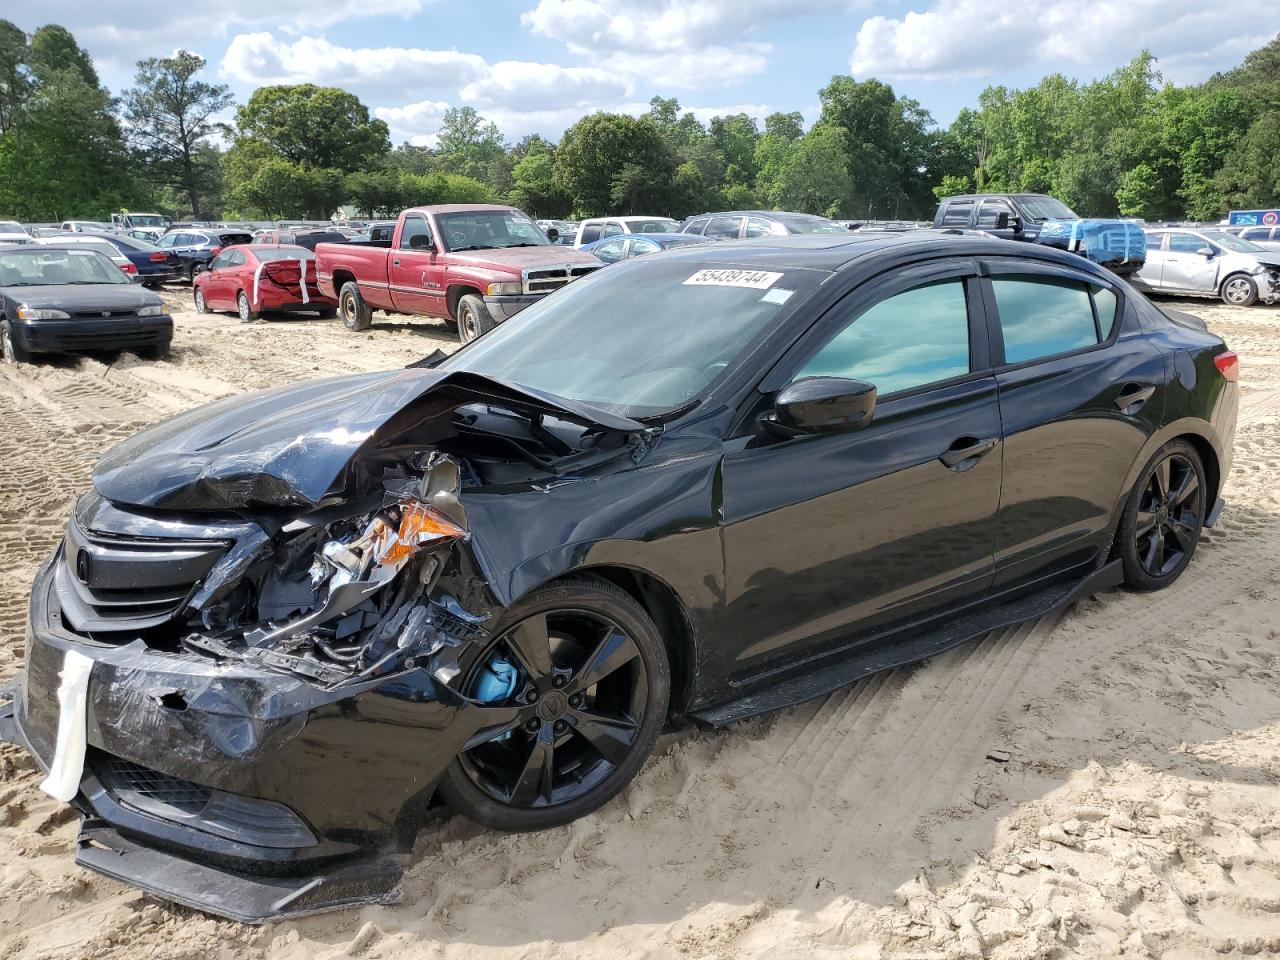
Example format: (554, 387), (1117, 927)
(760, 288), (794, 305)
(683, 269), (783, 289)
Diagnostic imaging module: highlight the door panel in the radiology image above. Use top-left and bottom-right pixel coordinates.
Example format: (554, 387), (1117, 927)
(389, 216), (440, 314)
(720, 379), (1003, 679)
(983, 266), (1168, 586)
(1161, 234), (1220, 293)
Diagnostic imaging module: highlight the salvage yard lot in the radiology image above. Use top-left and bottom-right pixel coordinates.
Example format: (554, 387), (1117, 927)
(1, 295), (1279, 959)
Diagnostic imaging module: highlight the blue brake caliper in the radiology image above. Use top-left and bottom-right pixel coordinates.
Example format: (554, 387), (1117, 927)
(472, 654), (519, 740)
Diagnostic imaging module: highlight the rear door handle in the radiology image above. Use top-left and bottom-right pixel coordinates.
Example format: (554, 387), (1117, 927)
(939, 436), (999, 471)
(1115, 383), (1155, 414)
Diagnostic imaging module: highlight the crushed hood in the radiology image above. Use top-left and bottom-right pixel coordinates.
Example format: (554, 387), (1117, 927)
(92, 367), (646, 512)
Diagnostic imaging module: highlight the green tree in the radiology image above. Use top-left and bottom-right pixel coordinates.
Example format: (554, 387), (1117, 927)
(932, 174), (972, 203)
(769, 125), (854, 217)
(709, 113), (760, 180)
(124, 51), (233, 217)
(236, 84), (389, 173)
(763, 111), (804, 142)
(344, 167), (404, 217)
(509, 150), (569, 217)
(555, 113), (675, 216)
(436, 106), (506, 181)
(1215, 111), (1280, 209)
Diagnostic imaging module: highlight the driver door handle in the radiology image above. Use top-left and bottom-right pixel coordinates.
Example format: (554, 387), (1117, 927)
(1115, 383), (1155, 414)
(393, 258), (401, 266)
(939, 436), (999, 470)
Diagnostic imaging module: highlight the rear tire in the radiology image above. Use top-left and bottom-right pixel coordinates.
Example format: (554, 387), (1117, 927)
(1220, 274), (1258, 307)
(457, 293), (494, 344)
(237, 291), (258, 323)
(1117, 440), (1206, 591)
(439, 575), (670, 832)
(340, 282), (373, 331)
(1, 320), (31, 364)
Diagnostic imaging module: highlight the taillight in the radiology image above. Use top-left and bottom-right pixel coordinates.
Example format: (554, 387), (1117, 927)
(120, 262), (137, 274)
(149, 252), (168, 262)
(1214, 351), (1239, 381)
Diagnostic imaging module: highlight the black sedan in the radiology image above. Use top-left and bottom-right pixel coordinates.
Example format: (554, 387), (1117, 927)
(0, 246), (172, 363)
(0, 233), (1237, 921)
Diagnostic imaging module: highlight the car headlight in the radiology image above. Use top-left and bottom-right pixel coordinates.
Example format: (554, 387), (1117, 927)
(486, 281), (521, 296)
(16, 306), (69, 320)
(136, 304), (169, 317)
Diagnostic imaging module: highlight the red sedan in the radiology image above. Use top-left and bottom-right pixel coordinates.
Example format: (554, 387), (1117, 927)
(192, 244), (337, 321)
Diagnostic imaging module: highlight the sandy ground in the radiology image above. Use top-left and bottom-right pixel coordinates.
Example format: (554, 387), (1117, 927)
(1, 291), (1278, 960)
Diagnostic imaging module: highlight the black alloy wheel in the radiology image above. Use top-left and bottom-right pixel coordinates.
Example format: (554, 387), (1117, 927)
(1118, 441), (1206, 590)
(440, 577), (669, 831)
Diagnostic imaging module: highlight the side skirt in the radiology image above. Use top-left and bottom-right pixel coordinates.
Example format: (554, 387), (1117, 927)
(690, 558), (1123, 728)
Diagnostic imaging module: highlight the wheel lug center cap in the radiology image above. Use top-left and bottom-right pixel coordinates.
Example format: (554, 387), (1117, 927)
(536, 691), (569, 722)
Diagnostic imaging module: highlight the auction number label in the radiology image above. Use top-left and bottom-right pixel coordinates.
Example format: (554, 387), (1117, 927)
(683, 269), (783, 289)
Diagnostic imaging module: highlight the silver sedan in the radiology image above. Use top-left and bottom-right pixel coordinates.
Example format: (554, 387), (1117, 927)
(1135, 228), (1280, 306)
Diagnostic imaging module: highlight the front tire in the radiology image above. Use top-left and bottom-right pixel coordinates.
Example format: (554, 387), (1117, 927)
(1117, 440), (1206, 591)
(1220, 274), (1258, 307)
(194, 287), (210, 314)
(1, 320), (31, 364)
(439, 575), (670, 832)
(236, 291), (258, 323)
(457, 293), (494, 344)
(339, 282), (373, 331)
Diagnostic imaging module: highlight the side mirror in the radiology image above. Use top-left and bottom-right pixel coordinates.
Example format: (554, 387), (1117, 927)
(995, 211), (1010, 230)
(771, 377), (877, 434)
(1197, 246), (1215, 258)
(408, 233), (435, 251)
(193, 263), (208, 274)
(546, 227), (560, 243)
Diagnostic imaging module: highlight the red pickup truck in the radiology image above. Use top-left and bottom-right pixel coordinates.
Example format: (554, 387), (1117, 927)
(315, 204), (601, 341)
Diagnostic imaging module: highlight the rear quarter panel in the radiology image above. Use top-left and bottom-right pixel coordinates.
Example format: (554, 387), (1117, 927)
(315, 242), (393, 308)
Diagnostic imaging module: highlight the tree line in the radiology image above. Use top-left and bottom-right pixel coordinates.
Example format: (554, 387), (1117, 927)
(0, 19), (1276, 224)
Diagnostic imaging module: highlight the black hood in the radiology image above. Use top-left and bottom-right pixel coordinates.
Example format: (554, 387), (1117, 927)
(9, 283), (161, 312)
(92, 367), (646, 512)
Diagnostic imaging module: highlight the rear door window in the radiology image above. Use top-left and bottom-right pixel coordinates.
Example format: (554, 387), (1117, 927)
(941, 200), (974, 227)
(991, 275), (1113, 364)
(705, 216), (742, 240)
(683, 218), (709, 236)
(976, 199), (1014, 229)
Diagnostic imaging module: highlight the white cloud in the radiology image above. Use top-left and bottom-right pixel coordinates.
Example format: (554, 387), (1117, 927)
(220, 33), (487, 97)
(522, 0), (854, 88)
(373, 99), (452, 146)
(850, 0), (1276, 82)
(460, 61), (632, 111)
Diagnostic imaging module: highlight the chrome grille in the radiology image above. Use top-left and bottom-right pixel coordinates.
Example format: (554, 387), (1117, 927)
(522, 263), (599, 295)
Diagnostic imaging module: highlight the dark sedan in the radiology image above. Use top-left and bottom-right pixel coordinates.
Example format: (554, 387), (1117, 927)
(89, 233), (185, 285)
(157, 228), (254, 280)
(0, 246), (172, 362)
(0, 233), (1236, 921)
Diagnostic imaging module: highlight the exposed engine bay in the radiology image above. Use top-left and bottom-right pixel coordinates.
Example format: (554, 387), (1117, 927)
(58, 367), (658, 695)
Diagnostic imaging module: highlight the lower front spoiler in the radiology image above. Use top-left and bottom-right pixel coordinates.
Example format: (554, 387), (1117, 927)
(75, 822), (402, 924)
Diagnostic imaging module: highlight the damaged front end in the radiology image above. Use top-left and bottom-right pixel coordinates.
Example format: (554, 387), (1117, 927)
(0, 367), (657, 922)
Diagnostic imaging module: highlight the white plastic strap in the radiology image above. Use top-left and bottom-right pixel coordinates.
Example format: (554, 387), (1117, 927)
(298, 258), (309, 304)
(252, 261), (265, 307)
(38, 650), (94, 802)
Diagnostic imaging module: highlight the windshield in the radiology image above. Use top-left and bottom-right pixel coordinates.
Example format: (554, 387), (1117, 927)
(1202, 230), (1263, 253)
(439, 259), (829, 417)
(1017, 196), (1079, 221)
(784, 218), (850, 234)
(255, 245), (315, 262)
(0, 249), (129, 286)
(0, 221), (24, 234)
(129, 215), (166, 227)
(437, 210), (549, 251)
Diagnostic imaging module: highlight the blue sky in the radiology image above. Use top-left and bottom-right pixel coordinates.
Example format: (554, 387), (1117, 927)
(11, 0), (1276, 145)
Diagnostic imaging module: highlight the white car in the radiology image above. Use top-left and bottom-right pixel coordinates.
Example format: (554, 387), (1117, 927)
(1234, 225), (1280, 253)
(573, 216), (681, 248)
(1135, 228), (1280, 306)
(0, 220), (30, 245)
(59, 220), (114, 233)
(38, 235), (135, 277)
